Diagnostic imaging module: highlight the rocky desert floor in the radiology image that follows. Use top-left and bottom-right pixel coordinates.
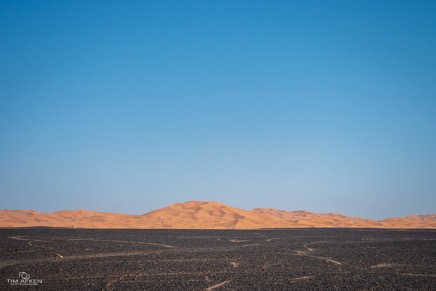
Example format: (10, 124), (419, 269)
(1, 228), (435, 290)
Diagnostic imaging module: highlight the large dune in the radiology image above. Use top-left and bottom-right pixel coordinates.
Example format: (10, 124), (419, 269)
(0, 201), (435, 229)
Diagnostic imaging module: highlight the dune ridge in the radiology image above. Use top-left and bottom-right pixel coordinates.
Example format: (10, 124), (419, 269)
(1, 201), (435, 229)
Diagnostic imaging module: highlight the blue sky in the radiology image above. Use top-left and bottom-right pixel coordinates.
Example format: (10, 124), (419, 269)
(1, 0), (435, 219)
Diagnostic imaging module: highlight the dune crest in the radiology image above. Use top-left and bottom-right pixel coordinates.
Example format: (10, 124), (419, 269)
(1, 201), (435, 229)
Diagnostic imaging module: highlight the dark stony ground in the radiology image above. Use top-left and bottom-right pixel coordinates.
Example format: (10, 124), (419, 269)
(0, 228), (435, 290)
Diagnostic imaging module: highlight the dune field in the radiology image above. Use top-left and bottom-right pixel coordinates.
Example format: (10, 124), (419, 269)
(1, 201), (435, 229)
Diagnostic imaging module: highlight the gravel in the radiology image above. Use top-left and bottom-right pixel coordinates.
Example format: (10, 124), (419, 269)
(1, 228), (435, 290)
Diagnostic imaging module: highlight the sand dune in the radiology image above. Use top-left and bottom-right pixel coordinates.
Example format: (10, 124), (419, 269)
(0, 201), (435, 229)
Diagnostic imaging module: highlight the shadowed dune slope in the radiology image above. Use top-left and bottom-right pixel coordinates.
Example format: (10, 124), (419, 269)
(1, 201), (435, 229)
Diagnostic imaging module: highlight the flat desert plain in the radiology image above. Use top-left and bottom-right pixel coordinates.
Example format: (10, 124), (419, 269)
(1, 201), (435, 229)
(0, 228), (435, 290)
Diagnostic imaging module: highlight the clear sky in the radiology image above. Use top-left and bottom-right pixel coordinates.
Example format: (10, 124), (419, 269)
(1, 0), (435, 219)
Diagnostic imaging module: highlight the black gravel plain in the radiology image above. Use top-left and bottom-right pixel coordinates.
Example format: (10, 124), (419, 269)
(0, 228), (435, 290)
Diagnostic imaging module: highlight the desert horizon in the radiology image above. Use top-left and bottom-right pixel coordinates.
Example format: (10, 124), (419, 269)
(1, 201), (435, 229)
(2, 1), (436, 289)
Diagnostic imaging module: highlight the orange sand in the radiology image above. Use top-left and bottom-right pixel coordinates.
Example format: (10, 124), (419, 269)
(1, 201), (435, 229)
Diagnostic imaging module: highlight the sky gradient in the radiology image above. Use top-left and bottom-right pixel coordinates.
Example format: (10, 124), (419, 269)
(1, 0), (435, 219)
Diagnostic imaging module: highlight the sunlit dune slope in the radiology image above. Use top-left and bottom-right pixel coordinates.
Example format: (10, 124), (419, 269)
(139, 201), (287, 229)
(0, 201), (434, 229)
